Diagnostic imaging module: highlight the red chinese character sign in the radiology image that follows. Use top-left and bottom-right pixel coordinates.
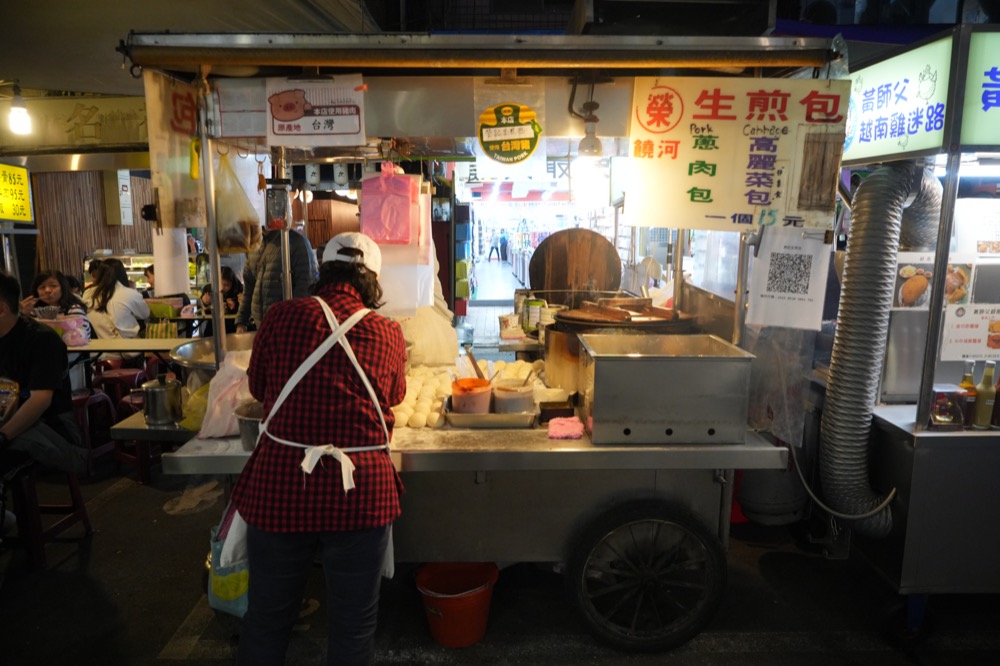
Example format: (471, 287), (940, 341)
(265, 75), (366, 148)
(144, 70), (206, 229)
(627, 77), (849, 232)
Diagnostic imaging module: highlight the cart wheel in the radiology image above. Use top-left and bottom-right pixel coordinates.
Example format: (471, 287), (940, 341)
(567, 500), (727, 652)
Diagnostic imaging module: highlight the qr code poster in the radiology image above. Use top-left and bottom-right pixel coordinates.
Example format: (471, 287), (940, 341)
(747, 226), (831, 331)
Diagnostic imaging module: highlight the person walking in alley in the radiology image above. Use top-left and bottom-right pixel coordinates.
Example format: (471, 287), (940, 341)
(499, 229), (509, 263)
(487, 230), (500, 262)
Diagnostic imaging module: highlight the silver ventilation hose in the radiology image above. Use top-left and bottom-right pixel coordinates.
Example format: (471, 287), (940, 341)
(819, 161), (940, 538)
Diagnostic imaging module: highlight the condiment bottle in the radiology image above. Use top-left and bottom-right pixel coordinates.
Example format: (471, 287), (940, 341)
(958, 360), (977, 428)
(992, 370), (1000, 430)
(972, 360), (996, 430)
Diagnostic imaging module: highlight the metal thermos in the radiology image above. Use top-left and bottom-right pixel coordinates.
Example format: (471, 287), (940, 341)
(134, 375), (183, 426)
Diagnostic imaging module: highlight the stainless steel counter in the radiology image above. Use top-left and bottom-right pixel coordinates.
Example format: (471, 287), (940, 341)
(162, 426), (787, 476)
(862, 403), (1000, 594)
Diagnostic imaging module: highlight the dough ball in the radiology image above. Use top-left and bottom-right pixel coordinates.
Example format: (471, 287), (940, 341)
(493, 360), (507, 372)
(415, 399), (432, 414)
(408, 412), (427, 428)
(432, 399), (444, 411)
(531, 359), (545, 373)
(427, 411), (444, 428)
(394, 409), (412, 426)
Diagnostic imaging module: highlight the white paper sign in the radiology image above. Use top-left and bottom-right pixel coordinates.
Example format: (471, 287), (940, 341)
(265, 75), (366, 148)
(628, 77), (849, 232)
(747, 226), (831, 331)
(940, 303), (1000, 361)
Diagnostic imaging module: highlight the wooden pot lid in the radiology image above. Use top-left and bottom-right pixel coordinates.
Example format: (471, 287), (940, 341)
(528, 229), (621, 297)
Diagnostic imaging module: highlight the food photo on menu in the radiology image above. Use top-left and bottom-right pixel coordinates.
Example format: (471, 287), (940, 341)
(895, 263), (934, 308)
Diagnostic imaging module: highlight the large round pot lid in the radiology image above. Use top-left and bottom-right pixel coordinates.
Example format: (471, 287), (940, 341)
(529, 229), (621, 297)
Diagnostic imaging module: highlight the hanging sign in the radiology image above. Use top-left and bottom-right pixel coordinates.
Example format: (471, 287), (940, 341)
(0, 164), (32, 224)
(477, 102), (542, 164)
(959, 31), (1000, 147)
(843, 36), (952, 163)
(746, 226), (831, 331)
(628, 77), (849, 232)
(265, 75), (366, 148)
(144, 70), (206, 229)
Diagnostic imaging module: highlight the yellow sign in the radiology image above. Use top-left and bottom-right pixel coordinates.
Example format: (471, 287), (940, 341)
(0, 164), (33, 224)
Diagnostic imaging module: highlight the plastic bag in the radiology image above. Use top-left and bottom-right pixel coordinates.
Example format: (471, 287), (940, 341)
(215, 153), (263, 255)
(360, 162), (419, 244)
(208, 502), (248, 618)
(198, 350), (253, 438)
(179, 383), (210, 431)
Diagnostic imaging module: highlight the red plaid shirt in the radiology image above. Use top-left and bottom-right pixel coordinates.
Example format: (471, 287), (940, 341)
(231, 283), (407, 533)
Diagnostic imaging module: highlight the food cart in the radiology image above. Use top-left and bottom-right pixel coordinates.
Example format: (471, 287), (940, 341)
(118, 31), (860, 650)
(822, 25), (1000, 625)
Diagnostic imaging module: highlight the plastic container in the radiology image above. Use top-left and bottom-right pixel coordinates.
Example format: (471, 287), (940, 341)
(416, 562), (500, 648)
(450, 378), (492, 414)
(492, 378), (535, 414)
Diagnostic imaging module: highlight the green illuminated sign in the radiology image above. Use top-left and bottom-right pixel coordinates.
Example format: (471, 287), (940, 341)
(843, 37), (952, 163)
(960, 32), (1000, 146)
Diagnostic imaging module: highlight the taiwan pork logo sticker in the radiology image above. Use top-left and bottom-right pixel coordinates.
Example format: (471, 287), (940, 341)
(477, 103), (542, 164)
(635, 84), (684, 134)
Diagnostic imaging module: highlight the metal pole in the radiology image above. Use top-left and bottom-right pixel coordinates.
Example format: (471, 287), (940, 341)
(273, 149), (293, 300)
(672, 229), (687, 311)
(733, 231), (751, 347)
(915, 151), (961, 432)
(197, 78), (225, 370)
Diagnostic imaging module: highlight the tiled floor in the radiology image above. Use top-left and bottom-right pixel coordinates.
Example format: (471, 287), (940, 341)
(466, 258), (522, 345)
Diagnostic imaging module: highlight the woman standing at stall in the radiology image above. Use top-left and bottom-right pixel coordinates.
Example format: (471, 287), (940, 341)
(83, 259), (150, 362)
(231, 232), (407, 666)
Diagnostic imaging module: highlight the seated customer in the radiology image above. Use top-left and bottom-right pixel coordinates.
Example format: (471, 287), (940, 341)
(140, 265), (155, 299)
(19, 270), (92, 391)
(199, 266), (243, 337)
(83, 258), (150, 363)
(0, 270), (87, 478)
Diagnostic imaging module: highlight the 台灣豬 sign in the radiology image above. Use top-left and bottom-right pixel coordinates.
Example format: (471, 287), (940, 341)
(627, 77), (849, 232)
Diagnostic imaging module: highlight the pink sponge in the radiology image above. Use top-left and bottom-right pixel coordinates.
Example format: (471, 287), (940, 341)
(547, 416), (584, 439)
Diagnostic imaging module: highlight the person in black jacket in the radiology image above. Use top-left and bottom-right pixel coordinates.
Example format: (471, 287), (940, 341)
(235, 228), (314, 333)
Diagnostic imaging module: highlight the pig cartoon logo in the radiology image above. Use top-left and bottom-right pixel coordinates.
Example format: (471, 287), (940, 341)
(268, 89), (313, 122)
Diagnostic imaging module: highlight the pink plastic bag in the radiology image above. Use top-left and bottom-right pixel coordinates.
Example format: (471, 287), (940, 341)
(360, 162), (419, 244)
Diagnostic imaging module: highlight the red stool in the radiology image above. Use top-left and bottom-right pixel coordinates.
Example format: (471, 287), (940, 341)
(5, 462), (93, 569)
(93, 368), (147, 405)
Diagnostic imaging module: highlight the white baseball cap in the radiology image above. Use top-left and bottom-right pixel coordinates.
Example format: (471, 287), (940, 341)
(322, 232), (382, 276)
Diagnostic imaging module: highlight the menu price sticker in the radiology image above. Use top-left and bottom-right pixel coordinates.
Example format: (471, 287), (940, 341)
(0, 163), (33, 224)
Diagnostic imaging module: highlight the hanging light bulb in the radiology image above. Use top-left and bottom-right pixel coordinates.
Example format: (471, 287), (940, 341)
(8, 84), (31, 135)
(578, 101), (602, 157)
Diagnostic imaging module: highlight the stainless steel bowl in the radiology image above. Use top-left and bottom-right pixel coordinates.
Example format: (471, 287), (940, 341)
(169, 333), (256, 371)
(235, 400), (263, 451)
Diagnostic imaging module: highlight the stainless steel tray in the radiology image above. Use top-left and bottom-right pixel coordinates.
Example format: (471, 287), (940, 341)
(444, 398), (536, 429)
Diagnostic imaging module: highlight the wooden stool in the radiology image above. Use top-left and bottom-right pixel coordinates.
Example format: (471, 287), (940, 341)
(6, 462), (93, 569)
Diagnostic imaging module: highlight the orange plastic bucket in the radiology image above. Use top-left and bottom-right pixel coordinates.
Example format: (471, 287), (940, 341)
(450, 378), (492, 414)
(416, 562), (500, 648)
